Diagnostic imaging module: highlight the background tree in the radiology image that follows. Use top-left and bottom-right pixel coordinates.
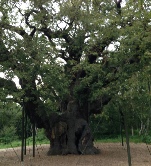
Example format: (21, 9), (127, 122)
(0, 101), (22, 142)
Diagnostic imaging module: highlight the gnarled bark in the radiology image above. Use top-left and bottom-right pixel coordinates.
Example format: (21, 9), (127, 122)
(45, 112), (99, 155)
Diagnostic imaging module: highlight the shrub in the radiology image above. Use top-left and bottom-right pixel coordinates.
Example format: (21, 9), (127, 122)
(0, 126), (18, 143)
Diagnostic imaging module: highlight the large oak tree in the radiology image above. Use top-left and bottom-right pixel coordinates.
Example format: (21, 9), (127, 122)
(0, 0), (151, 155)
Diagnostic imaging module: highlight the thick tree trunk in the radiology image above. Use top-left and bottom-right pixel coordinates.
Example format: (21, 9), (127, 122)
(45, 110), (99, 155)
(20, 76), (100, 155)
(23, 97), (99, 155)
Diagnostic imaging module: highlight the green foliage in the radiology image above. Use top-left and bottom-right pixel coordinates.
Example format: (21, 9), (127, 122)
(0, 0), (151, 148)
(142, 134), (151, 144)
(90, 109), (121, 140)
(0, 128), (49, 149)
(0, 126), (17, 142)
(0, 101), (22, 142)
(35, 129), (48, 142)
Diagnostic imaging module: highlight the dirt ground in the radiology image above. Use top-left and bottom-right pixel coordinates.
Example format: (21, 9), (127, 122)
(0, 142), (151, 166)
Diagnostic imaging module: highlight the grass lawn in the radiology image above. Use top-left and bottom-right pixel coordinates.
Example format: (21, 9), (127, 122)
(0, 135), (145, 149)
(0, 137), (50, 149)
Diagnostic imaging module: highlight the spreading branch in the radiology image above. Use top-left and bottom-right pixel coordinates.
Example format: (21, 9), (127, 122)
(0, 22), (27, 37)
(25, 10), (38, 37)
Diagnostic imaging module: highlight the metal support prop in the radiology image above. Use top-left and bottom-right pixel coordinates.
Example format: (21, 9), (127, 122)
(33, 117), (36, 157)
(21, 106), (25, 161)
(24, 112), (27, 155)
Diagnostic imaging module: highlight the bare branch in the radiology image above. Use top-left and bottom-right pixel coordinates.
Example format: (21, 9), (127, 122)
(25, 10), (39, 28)
(30, 27), (36, 37)
(15, 4), (25, 17)
(25, 10), (39, 37)
(38, 26), (72, 47)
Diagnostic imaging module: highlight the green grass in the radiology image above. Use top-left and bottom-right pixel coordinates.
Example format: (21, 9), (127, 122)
(96, 138), (122, 143)
(0, 128), (50, 149)
(0, 135), (149, 149)
(96, 135), (143, 143)
(0, 137), (50, 149)
(0, 140), (22, 149)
